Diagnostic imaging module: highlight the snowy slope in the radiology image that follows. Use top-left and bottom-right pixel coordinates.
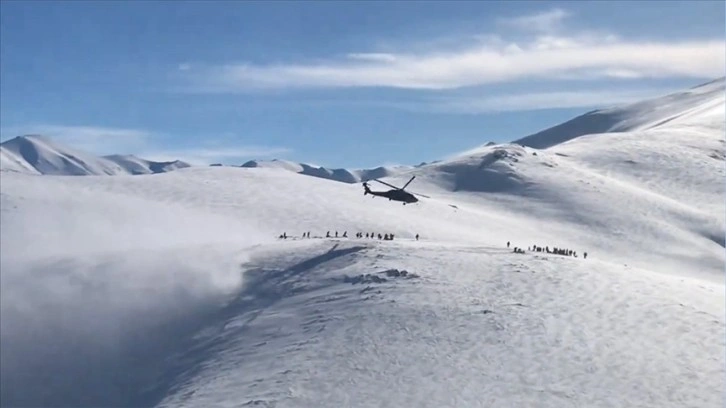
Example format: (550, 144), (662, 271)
(0, 146), (41, 174)
(368, 78), (725, 276)
(157, 240), (723, 408)
(241, 158), (412, 183)
(0, 135), (191, 176)
(375, 142), (724, 280)
(514, 76), (725, 149)
(1, 162), (723, 407)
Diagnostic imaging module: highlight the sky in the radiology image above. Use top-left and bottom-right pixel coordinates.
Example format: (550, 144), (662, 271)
(1, 1), (724, 168)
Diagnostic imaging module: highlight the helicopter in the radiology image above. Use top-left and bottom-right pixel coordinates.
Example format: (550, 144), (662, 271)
(362, 175), (430, 205)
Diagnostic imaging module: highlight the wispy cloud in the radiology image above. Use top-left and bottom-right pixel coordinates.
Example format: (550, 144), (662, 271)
(184, 40), (724, 91)
(294, 85), (682, 114)
(345, 53), (398, 63)
(496, 8), (572, 33)
(179, 8), (725, 92)
(0, 124), (290, 165)
(418, 87), (679, 114)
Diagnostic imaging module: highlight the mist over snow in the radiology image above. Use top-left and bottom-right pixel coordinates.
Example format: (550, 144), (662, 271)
(0, 176), (269, 406)
(1, 78), (724, 407)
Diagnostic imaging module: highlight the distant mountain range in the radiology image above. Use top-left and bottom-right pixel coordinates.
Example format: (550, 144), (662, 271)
(0, 134), (417, 182)
(2, 77), (723, 182)
(0, 134), (191, 176)
(239, 159), (417, 183)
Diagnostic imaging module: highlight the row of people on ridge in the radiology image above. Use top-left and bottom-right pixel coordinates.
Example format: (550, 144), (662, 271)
(507, 241), (587, 259)
(279, 231), (421, 241)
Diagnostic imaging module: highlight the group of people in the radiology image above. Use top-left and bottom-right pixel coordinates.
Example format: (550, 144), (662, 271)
(278, 231), (421, 241)
(507, 241), (587, 259)
(355, 232), (397, 240)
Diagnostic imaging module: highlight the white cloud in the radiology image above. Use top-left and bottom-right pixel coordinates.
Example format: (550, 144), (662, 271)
(185, 39), (725, 92)
(179, 7), (725, 92)
(346, 53), (398, 63)
(420, 88), (680, 114)
(497, 8), (572, 33)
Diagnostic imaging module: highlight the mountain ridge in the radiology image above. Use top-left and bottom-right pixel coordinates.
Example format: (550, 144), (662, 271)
(512, 76), (725, 149)
(2, 77), (723, 181)
(240, 158), (416, 183)
(0, 135), (191, 176)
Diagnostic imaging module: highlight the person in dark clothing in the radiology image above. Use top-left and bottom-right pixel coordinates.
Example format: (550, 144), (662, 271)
(507, 241), (510, 248)
(415, 234), (419, 240)
(326, 231), (330, 238)
(343, 231), (347, 238)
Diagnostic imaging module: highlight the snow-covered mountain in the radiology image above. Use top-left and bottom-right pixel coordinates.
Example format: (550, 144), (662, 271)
(0, 135), (191, 176)
(240, 158), (413, 183)
(240, 79), (724, 184)
(513, 76), (725, 149)
(1, 78), (724, 408)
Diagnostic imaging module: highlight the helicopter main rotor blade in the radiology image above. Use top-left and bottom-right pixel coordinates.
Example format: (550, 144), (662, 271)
(409, 190), (431, 198)
(401, 175), (416, 190)
(371, 178), (401, 190)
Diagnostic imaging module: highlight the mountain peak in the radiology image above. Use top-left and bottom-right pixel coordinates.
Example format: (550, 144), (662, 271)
(14, 134), (49, 141)
(0, 135), (190, 176)
(512, 77), (725, 149)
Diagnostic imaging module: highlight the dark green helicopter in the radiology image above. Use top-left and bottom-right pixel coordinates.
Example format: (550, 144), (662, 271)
(362, 175), (429, 205)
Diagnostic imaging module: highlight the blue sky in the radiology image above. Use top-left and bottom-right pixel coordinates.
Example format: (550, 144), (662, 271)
(1, 1), (724, 168)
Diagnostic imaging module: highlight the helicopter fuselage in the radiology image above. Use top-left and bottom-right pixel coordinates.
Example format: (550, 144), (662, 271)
(364, 184), (418, 203)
